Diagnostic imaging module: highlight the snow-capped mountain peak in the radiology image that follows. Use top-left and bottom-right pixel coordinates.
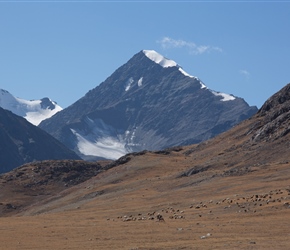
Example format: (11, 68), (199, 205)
(40, 50), (258, 161)
(0, 89), (62, 126)
(143, 50), (177, 68)
(143, 50), (206, 89)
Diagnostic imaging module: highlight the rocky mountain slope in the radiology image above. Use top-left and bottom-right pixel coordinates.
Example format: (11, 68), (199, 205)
(0, 83), (289, 249)
(0, 107), (80, 173)
(0, 89), (62, 126)
(40, 50), (257, 160)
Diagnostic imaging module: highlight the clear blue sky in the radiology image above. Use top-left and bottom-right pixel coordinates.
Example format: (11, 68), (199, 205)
(0, 1), (289, 108)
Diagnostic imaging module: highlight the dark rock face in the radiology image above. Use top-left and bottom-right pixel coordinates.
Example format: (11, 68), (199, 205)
(0, 107), (80, 174)
(258, 84), (290, 116)
(39, 50), (257, 160)
(250, 83), (290, 142)
(40, 97), (56, 110)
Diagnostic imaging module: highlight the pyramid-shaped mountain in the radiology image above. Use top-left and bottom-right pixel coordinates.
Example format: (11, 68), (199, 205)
(0, 107), (80, 173)
(39, 50), (258, 160)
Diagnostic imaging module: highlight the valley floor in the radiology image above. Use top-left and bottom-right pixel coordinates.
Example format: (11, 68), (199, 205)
(0, 208), (290, 250)
(1, 157), (290, 249)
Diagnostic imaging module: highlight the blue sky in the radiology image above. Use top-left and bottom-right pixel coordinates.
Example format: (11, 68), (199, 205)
(0, 1), (289, 108)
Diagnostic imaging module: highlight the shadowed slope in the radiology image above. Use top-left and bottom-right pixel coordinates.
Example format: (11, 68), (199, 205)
(0, 107), (80, 173)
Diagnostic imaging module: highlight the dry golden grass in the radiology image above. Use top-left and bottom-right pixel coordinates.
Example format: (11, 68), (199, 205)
(1, 112), (290, 249)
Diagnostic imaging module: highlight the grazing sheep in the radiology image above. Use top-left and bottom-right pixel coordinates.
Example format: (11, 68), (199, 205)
(156, 214), (164, 222)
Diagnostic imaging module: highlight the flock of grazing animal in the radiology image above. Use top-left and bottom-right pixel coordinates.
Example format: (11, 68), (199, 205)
(110, 188), (290, 224)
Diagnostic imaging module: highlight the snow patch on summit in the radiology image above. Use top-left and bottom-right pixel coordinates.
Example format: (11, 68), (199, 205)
(143, 50), (177, 68)
(143, 50), (206, 89)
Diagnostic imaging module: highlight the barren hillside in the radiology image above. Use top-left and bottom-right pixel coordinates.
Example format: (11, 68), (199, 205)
(0, 84), (290, 249)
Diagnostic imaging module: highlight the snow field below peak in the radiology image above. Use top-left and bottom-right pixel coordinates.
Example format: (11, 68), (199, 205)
(71, 129), (128, 160)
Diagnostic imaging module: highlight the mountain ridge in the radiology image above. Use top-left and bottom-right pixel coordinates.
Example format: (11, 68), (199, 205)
(0, 89), (62, 126)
